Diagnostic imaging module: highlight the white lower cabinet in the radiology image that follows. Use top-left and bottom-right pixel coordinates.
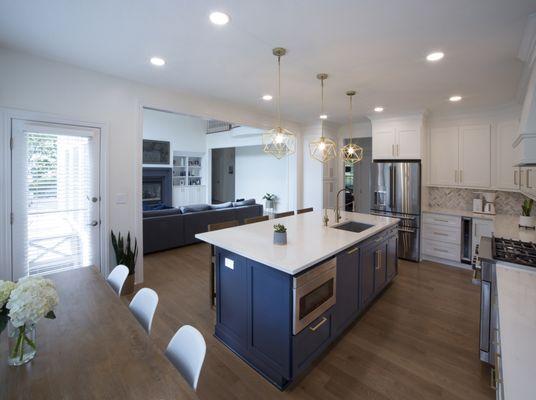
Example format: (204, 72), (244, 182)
(172, 185), (206, 207)
(422, 213), (461, 262)
(472, 218), (494, 260)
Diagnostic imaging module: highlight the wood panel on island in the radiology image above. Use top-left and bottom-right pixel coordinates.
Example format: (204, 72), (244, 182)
(197, 211), (399, 390)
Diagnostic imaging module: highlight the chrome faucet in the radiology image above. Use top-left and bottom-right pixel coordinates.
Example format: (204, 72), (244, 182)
(335, 188), (352, 223)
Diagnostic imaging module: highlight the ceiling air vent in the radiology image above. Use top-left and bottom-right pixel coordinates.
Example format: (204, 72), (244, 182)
(206, 119), (239, 134)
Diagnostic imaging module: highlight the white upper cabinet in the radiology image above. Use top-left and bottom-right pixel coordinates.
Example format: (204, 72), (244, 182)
(372, 116), (423, 160)
(429, 125), (491, 188)
(430, 127), (459, 186)
(459, 125), (491, 188)
(397, 128), (421, 158)
(496, 120), (520, 190)
(372, 128), (397, 159)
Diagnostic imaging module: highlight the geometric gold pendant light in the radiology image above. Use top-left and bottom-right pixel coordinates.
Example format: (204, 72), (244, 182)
(263, 47), (296, 159)
(309, 73), (337, 163)
(340, 90), (363, 165)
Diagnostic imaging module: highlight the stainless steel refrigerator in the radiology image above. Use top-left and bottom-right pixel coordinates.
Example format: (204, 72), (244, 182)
(370, 161), (421, 261)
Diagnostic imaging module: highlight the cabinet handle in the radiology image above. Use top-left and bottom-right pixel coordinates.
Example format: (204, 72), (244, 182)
(454, 170), (458, 183)
(433, 218), (449, 223)
(433, 248), (449, 253)
(527, 169), (531, 188)
(346, 247), (358, 255)
(520, 170), (525, 187)
(433, 231), (448, 236)
(375, 250), (382, 270)
(309, 316), (328, 332)
(392, 144), (395, 157)
(460, 170), (463, 183)
(514, 170), (518, 185)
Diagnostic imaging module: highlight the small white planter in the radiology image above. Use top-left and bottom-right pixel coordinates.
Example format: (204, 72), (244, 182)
(519, 215), (535, 228)
(273, 231), (287, 245)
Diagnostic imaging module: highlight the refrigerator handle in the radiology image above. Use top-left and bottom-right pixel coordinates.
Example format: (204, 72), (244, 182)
(391, 165), (396, 209)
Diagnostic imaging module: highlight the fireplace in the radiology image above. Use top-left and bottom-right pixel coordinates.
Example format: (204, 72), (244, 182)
(142, 168), (172, 207)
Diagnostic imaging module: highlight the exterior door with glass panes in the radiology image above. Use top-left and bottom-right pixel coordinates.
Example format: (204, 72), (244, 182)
(11, 119), (101, 280)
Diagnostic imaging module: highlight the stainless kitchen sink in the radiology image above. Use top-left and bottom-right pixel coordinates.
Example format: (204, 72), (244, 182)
(332, 221), (374, 233)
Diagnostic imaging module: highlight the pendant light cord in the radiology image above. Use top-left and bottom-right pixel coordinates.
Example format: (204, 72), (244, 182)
(320, 77), (324, 139)
(348, 94), (353, 144)
(277, 55), (281, 129)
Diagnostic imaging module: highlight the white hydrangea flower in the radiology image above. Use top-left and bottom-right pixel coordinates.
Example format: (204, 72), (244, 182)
(0, 280), (16, 307)
(6, 276), (59, 328)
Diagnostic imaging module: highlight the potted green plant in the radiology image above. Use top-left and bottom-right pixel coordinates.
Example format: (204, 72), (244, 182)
(111, 230), (138, 295)
(273, 224), (287, 245)
(520, 198), (534, 228)
(262, 193), (277, 211)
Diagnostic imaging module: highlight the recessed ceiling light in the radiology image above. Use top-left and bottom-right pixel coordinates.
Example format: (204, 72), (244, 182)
(262, 94), (273, 101)
(150, 57), (165, 66)
(374, 107), (384, 112)
(320, 114), (328, 120)
(426, 52), (444, 62)
(209, 11), (230, 25)
(449, 95), (462, 102)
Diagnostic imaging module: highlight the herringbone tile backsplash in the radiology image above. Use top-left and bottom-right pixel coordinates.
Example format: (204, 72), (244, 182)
(428, 187), (528, 215)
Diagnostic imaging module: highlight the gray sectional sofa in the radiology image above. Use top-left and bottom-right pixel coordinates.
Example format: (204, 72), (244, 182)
(143, 199), (263, 254)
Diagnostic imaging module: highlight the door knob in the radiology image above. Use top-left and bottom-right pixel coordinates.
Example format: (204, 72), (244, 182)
(88, 220), (99, 227)
(86, 195), (98, 203)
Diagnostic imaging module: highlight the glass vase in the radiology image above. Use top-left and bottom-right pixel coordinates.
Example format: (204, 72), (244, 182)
(7, 322), (36, 366)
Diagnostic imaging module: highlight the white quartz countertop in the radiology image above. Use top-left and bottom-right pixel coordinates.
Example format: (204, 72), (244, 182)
(195, 210), (399, 275)
(496, 263), (536, 400)
(422, 207), (536, 242)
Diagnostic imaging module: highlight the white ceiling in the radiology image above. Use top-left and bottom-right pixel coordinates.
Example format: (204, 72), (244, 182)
(1, 0), (535, 124)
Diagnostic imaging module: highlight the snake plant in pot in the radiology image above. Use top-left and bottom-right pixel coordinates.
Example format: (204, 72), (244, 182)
(520, 198), (535, 228)
(111, 230), (138, 295)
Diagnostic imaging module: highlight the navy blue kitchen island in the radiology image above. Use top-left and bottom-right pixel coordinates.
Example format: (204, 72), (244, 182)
(196, 211), (399, 389)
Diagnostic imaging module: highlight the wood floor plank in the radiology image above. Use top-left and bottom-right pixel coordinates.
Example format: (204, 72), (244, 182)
(133, 244), (494, 400)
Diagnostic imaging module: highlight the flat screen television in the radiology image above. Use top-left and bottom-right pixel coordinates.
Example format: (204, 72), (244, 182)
(143, 140), (170, 164)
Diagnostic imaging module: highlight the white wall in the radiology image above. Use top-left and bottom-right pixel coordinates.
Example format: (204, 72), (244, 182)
(235, 145), (290, 212)
(0, 47), (301, 282)
(206, 126), (298, 211)
(143, 109), (207, 166)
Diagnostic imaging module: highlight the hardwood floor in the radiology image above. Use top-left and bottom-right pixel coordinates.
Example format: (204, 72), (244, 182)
(134, 244), (494, 400)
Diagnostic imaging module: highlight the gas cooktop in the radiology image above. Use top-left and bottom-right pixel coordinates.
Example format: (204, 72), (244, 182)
(492, 236), (536, 268)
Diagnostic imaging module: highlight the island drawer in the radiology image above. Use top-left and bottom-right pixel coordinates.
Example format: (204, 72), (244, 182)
(293, 309), (332, 374)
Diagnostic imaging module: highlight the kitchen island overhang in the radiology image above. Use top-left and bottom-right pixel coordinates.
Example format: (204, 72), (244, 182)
(196, 210), (399, 389)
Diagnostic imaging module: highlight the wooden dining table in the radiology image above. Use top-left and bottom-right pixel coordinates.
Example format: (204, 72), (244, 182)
(0, 267), (198, 400)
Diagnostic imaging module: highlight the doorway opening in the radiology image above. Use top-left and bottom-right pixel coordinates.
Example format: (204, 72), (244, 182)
(343, 137), (372, 213)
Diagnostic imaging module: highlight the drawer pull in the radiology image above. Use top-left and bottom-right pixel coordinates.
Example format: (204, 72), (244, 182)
(433, 232), (448, 236)
(309, 317), (328, 332)
(433, 248), (449, 253)
(346, 247), (358, 255)
(433, 218), (449, 223)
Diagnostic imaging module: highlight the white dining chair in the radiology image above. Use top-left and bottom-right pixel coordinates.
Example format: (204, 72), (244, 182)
(106, 264), (129, 296)
(129, 288), (159, 334)
(165, 325), (206, 390)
